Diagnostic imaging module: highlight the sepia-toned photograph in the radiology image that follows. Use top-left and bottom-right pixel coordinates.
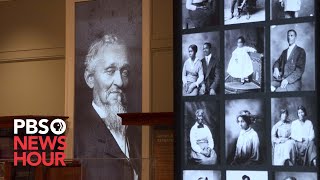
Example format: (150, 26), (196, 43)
(224, 28), (264, 94)
(182, 0), (219, 29)
(270, 22), (315, 92)
(271, 0), (314, 20)
(275, 171), (317, 180)
(184, 101), (220, 166)
(226, 170), (268, 180)
(271, 97), (317, 166)
(182, 32), (221, 96)
(224, 0), (265, 25)
(183, 170), (221, 180)
(74, 0), (142, 179)
(225, 99), (265, 165)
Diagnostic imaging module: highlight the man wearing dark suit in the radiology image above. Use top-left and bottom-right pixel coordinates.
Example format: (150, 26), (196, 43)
(75, 35), (141, 180)
(199, 42), (220, 95)
(271, 29), (306, 92)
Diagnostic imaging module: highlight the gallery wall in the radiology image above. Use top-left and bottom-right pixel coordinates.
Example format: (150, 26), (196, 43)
(0, 0), (65, 116)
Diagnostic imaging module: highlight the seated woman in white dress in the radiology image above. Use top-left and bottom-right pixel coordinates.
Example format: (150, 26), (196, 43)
(271, 109), (296, 166)
(231, 110), (260, 165)
(290, 105), (317, 166)
(189, 109), (217, 165)
(227, 36), (257, 84)
(182, 44), (204, 96)
(279, 0), (301, 18)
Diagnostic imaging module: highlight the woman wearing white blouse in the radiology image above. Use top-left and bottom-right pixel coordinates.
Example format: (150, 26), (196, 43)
(290, 105), (317, 166)
(231, 110), (260, 165)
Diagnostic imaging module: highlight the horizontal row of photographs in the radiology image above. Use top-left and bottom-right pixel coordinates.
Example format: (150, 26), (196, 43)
(183, 170), (317, 180)
(183, 97), (317, 167)
(182, 0), (315, 29)
(181, 22), (316, 96)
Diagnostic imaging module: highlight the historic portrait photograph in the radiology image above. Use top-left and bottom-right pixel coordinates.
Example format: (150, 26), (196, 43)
(225, 99), (265, 166)
(224, 27), (264, 94)
(183, 170), (221, 180)
(184, 101), (220, 166)
(74, 0), (142, 179)
(271, 97), (317, 166)
(270, 0), (314, 19)
(226, 170), (268, 180)
(270, 22), (315, 92)
(182, 0), (219, 29)
(274, 172), (317, 180)
(224, 0), (265, 25)
(182, 31), (221, 96)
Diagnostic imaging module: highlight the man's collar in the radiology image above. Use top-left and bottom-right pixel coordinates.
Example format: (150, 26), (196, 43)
(205, 53), (212, 60)
(288, 43), (296, 48)
(92, 101), (107, 119)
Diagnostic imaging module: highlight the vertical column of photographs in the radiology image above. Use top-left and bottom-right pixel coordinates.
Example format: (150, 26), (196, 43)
(176, 0), (318, 179)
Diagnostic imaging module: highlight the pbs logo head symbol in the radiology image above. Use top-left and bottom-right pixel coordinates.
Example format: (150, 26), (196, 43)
(50, 119), (66, 135)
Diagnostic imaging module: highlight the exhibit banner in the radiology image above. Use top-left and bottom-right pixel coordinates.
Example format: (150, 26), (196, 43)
(174, 0), (319, 179)
(74, 0), (142, 179)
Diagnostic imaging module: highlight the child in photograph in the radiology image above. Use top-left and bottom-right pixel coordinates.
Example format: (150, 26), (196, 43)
(279, 0), (301, 18)
(227, 36), (257, 84)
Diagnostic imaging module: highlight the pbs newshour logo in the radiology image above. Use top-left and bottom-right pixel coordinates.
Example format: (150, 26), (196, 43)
(13, 118), (67, 166)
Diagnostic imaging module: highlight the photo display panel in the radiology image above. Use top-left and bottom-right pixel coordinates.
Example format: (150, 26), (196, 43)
(174, 0), (319, 179)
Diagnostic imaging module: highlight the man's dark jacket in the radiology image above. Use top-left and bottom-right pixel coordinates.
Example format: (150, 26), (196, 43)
(201, 54), (221, 94)
(75, 103), (141, 180)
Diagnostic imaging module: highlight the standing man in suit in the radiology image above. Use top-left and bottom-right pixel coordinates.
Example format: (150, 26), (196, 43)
(271, 29), (306, 92)
(199, 42), (221, 95)
(75, 34), (141, 180)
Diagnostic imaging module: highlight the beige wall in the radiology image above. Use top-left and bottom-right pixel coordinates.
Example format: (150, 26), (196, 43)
(150, 0), (173, 112)
(0, 60), (65, 116)
(0, 0), (66, 116)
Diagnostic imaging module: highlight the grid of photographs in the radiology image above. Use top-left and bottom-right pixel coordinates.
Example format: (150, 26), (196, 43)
(177, 0), (317, 179)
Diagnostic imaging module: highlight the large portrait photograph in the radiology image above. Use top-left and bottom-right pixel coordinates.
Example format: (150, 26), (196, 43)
(184, 101), (220, 166)
(224, 27), (265, 94)
(271, 97), (317, 167)
(270, 22), (315, 92)
(182, 31), (221, 96)
(74, 0), (142, 179)
(225, 98), (266, 166)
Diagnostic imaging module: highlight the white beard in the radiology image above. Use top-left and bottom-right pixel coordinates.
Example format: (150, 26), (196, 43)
(102, 101), (127, 136)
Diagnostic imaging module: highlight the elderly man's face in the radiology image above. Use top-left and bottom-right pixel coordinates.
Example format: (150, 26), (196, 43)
(91, 44), (129, 106)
